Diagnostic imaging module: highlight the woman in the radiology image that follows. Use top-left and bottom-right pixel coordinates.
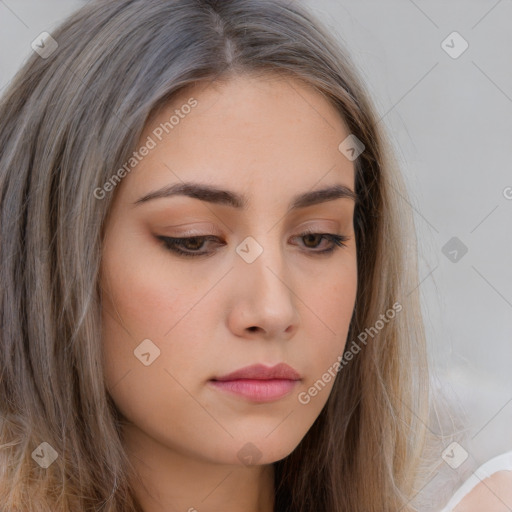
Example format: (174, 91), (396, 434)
(0, 0), (509, 510)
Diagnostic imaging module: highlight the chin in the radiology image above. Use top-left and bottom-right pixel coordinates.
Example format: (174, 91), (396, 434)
(220, 434), (303, 467)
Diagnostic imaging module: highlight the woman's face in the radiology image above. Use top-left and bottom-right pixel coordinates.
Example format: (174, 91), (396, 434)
(100, 73), (358, 467)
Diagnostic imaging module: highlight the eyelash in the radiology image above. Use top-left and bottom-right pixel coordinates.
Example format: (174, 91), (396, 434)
(156, 228), (350, 258)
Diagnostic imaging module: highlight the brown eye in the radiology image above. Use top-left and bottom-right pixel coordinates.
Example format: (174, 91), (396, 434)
(156, 232), (349, 259)
(295, 231), (350, 253)
(302, 233), (323, 249)
(156, 235), (222, 258)
(180, 237), (206, 250)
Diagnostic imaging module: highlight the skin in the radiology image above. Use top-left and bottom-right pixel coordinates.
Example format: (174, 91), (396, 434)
(100, 73), (358, 512)
(454, 470), (512, 511)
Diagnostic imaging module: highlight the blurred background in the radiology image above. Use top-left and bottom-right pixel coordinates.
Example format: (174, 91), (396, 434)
(1, 0), (511, 506)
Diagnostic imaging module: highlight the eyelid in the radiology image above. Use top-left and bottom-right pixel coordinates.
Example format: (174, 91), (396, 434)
(158, 220), (346, 243)
(159, 223), (221, 236)
(156, 229), (350, 259)
(163, 219), (343, 236)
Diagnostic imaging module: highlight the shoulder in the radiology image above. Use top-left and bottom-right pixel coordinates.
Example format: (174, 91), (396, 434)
(439, 451), (512, 512)
(453, 470), (512, 512)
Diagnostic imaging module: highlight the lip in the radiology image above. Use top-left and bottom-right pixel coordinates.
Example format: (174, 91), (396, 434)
(209, 363), (301, 403)
(212, 363), (301, 381)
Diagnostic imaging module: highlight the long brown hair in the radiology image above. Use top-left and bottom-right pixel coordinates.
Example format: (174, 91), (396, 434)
(0, 1), (436, 510)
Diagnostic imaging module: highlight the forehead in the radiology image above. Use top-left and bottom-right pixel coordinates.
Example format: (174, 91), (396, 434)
(119, 73), (355, 208)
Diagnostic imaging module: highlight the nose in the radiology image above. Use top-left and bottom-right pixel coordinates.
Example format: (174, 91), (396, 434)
(226, 237), (300, 340)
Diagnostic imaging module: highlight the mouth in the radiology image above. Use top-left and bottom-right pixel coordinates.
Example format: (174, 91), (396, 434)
(209, 363), (302, 403)
(209, 378), (300, 402)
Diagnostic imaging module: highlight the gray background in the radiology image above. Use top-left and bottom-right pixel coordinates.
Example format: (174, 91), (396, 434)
(1, 0), (511, 493)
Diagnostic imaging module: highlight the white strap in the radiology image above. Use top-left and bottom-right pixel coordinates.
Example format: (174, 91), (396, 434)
(439, 450), (512, 511)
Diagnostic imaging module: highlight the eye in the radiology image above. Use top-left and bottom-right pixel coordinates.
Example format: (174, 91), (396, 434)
(156, 230), (350, 258)
(156, 235), (221, 258)
(294, 230), (350, 254)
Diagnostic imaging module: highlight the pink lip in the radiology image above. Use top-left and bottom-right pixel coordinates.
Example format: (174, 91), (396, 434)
(213, 363), (301, 381)
(210, 363), (301, 402)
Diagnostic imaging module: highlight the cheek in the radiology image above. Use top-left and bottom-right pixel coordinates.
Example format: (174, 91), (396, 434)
(100, 233), (198, 338)
(317, 270), (357, 326)
(99, 228), (227, 400)
(99, 233), (189, 395)
(306, 257), (357, 335)
(298, 260), (357, 389)
(99, 241), (211, 443)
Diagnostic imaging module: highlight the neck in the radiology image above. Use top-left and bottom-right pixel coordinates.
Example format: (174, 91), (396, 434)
(123, 423), (276, 512)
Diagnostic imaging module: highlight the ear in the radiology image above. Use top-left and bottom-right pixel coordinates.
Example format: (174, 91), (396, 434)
(453, 470), (512, 512)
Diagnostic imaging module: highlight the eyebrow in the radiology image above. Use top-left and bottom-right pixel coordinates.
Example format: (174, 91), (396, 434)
(132, 181), (358, 210)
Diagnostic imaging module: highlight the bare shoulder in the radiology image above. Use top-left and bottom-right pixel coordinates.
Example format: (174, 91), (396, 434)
(453, 470), (512, 512)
